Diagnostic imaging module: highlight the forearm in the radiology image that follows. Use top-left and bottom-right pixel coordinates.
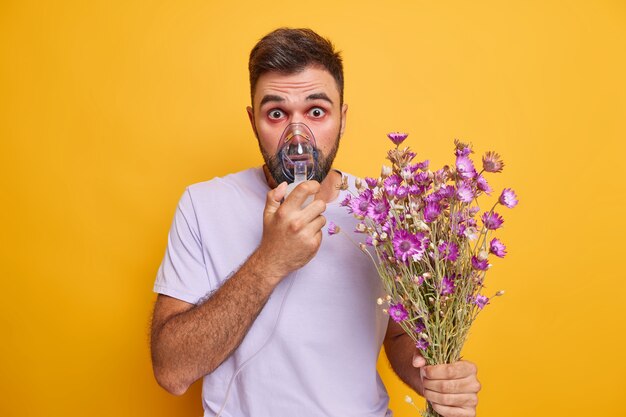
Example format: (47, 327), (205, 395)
(384, 333), (424, 396)
(152, 250), (282, 394)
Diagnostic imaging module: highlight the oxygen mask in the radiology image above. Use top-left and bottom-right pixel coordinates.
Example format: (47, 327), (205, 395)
(277, 123), (318, 202)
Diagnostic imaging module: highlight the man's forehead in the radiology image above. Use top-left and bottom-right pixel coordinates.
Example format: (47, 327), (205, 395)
(253, 67), (340, 106)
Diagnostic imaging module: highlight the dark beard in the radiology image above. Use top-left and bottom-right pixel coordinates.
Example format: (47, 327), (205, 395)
(260, 131), (341, 186)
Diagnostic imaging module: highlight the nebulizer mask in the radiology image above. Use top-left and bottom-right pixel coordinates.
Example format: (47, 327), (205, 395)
(277, 122), (318, 202)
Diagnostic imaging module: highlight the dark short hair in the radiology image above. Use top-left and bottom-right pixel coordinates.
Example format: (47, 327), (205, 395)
(248, 28), (344, 106)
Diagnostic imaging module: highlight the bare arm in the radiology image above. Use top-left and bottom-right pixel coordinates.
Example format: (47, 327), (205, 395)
(150, 181), (326, 395)
(383, 317), (481, 417)
(383, 317), (425, 395)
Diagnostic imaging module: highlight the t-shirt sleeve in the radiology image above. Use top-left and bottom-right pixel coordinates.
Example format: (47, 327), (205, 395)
(153, 188), (212, 305)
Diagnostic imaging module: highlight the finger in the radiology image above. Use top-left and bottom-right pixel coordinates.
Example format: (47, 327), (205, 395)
(302, 214), (326, 235)
(265, 182), (288, 215)
(413, 350), (426, 368)
(423, 389), (478, 408)
(422, 360), (477, 380)
(430, 403), (476, 417)
(423, 375), (481, 395)
(298, 199), (327, 223)
(282, 181), (321, 209)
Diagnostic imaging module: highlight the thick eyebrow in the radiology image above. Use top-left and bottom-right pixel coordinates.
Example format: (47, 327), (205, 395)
(258, 92), (334, 107)
(306, 92), (333, 105)
(259, 94), (285, 107)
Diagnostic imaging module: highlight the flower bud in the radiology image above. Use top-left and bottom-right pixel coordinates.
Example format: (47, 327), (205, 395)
(380, 232), (388, 241)
(478, 250), (489, 261)
(495, 290), (505, 296)
(381, 165), (392, 177)
(355, 177), (364, 191)
(405, 395), (414, 404)
(376, 297), (384, 305)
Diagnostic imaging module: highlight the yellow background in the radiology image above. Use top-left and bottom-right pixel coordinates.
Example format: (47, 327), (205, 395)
(2, 1), (625, 416)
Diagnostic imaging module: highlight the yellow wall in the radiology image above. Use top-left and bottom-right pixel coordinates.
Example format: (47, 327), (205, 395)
(2, 1), (625, 416)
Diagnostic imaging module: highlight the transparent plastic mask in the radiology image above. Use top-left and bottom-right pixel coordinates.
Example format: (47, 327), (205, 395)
(277, 122), (318, 183)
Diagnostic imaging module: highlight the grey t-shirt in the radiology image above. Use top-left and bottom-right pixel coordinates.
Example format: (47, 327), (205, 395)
(154, 167), (391, 417)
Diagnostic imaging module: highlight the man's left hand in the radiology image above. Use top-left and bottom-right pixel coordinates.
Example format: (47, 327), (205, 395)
(412, 351), (481, 417)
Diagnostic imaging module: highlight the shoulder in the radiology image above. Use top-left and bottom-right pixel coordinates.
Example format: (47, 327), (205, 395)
(183, 167), (268, 206)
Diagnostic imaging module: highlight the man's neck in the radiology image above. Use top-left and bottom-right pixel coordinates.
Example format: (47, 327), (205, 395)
(262, 165), (342, 203)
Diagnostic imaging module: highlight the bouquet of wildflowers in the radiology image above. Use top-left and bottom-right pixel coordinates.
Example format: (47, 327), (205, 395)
(329, 133), (518, 417)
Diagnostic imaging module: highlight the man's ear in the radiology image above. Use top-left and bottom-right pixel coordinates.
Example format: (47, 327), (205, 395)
(246, 106), (258, 138)
(340, 103), (348, 137)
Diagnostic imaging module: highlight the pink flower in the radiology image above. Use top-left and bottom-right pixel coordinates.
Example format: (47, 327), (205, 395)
(365, 177), (379, 188)
(482, 151), (504, 173)
(456, 155), (477, 179)
(438, 241), (459, 262)
(349, 189), (372, 216)
(475, 294), (489, 309)
(416, 338), (430, 351)
(423, 201), (442, 223)
(327, 222), (340, 236)
(387, 132), (409, 146)
(441, 276), (456, 296)
(471, 256), (489, 271)
(456, 183), (475, 203)
(367, 198), (390, 224)
(393, 230), (429, 263)
(476, 175), (492, 195)
(396, 186), (409, 199)
(499, 188), (518, 208)
(383, 174), (402, 196)
(489, 238), (507, 257)
(389, 302), (409, 322)
(481, 211), (504, 230)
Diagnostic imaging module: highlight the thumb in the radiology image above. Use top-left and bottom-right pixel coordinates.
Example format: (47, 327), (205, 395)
(412, 350), (426, 368)
(265, 182), (288, 215)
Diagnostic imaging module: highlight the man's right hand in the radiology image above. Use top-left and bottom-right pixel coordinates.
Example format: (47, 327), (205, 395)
(257, 180), (327, 284)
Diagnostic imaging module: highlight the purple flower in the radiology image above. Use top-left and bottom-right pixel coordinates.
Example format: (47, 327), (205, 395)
(499, 188), (518, 208)
(365, 177), (379, 188)
(387, 132), (409, 146)
(340, 194), (352, 208)
(454, 139), (472, 157)
(327, 222), (340, 235)
(349, 189), (372, 217)
(389, 302), (409, 322)
(489, 238), (507, 257)
(438, 241), (459, 262)
(414, 318), (426, 334)
(423, 201), (442, 223)
(475, 294), (490, 309)
(476, 175), (492, 195)
(416, 338), (430, 351)
(365, 235), (374, 246)
(437, 184), (456, 200)
(471, 256), (489, 271)
(456, 155), (477, 179)
(414, 171), (431, 186)
(456, 183), (475, 203)
(441, 276), (456, 296)
(396, 186), (409, 199)
(392, 230), (429, 263)
(383, 174), (402, 196)
(482, 151), (504, 173)
(424, 192), (441, 204)
(481, 211), (504, 230)
(367, 198), (390, 224)
(408, 184), (422, 195)
(382, 217), (397, 234)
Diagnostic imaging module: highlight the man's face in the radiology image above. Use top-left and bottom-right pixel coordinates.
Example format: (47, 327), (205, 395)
(247, 66), (348, 186)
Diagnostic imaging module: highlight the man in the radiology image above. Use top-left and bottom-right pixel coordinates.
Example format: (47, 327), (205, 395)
(150, 28), (480, 417)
